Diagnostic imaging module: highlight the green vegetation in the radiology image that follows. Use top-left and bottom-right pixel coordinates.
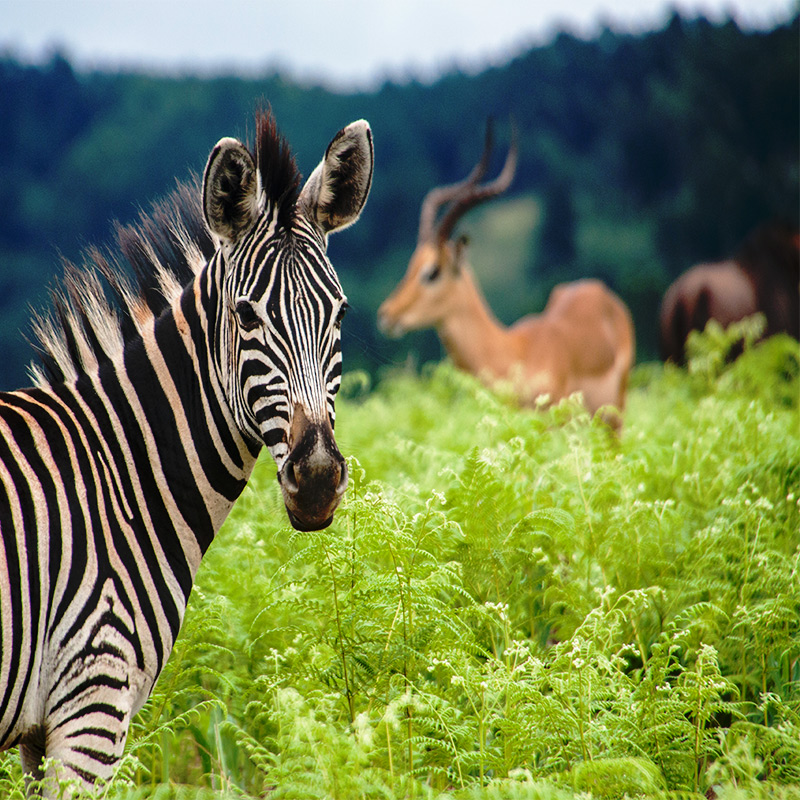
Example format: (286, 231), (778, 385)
(3, 322), (797, 798)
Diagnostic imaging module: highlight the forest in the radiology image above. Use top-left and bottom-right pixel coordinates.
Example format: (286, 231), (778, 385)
(1, 11), (798, 389)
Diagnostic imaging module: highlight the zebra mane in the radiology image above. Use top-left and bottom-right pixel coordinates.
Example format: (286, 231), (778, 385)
(28, 111), (303, 389)
(28, 180), (215, 388)
(254, 109), (302, 230)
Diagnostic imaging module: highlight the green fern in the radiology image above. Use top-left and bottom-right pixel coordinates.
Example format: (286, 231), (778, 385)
(2, 332), (798, 798)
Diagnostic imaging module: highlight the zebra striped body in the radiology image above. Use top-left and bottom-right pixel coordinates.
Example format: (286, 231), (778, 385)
(0, 112), (373, 794)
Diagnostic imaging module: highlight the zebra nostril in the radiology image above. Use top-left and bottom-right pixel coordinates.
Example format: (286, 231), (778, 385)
(281, 459), (299, 494)
(336, 459), (349, 496)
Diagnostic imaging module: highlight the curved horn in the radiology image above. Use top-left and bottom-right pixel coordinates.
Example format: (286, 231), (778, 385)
(418, 120), (494, 243)
(435, 120), (518, 244)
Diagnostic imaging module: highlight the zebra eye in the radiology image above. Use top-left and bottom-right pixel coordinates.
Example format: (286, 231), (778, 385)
(335, 302), (349, 328)
(235, 300), (261, 332)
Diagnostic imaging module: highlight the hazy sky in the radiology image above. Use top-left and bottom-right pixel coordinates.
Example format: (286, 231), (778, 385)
(3, 0), (796, 89)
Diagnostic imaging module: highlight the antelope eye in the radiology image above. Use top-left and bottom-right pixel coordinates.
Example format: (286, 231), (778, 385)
(423, 263), (441, 283)
(235, 300), (261, 331)
(335, 302), (349, 328)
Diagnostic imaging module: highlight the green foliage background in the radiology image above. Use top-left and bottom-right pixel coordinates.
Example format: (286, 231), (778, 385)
(1, 12), (798, 387)
(3, 322), (798, 799)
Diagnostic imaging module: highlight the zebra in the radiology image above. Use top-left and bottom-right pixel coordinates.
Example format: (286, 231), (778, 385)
(0, 110), (373, 795)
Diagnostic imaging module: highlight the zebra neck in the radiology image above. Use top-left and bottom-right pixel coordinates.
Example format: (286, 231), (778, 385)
(96, 291), (259, 575)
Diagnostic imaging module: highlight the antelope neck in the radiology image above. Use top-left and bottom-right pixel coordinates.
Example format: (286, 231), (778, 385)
(437, 268), (509, 377)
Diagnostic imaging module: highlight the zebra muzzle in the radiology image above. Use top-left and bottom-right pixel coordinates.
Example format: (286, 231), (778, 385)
(277, 405), (348, 531)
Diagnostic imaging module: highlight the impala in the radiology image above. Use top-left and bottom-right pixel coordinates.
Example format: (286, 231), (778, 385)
(377, 122), (635, 429)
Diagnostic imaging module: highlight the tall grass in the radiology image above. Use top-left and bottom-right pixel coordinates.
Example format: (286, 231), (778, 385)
(2, 320), (798, 799)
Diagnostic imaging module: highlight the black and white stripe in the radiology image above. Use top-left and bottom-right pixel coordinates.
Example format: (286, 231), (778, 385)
(0, 111), (373, 795)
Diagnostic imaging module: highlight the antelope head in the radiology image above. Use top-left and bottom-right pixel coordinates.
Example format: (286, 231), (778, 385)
(378, 120), (517, 337)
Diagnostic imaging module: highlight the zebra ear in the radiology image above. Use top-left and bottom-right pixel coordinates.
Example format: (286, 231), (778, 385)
(299, 120), (373, 236)
(203, 137), (261, 246)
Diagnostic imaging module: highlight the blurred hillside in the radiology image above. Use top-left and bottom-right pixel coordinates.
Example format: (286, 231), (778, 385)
(1, 12), (797, 389)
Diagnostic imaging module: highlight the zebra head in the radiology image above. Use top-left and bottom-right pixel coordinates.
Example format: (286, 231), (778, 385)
(202, 113), (373, 531)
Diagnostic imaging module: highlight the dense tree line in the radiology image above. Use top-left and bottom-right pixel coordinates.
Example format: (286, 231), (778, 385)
(1, 12), (797, 388)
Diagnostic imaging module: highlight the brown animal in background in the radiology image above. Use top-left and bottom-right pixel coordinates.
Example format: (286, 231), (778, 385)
(377, 122), (636, 429)
(660, 221), (800, 364)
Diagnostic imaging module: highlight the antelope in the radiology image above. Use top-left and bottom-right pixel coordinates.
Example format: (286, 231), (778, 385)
(660, 221), (799, 364)
(377, 122), (635, 429)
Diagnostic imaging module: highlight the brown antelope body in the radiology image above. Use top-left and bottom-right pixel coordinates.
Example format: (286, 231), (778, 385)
(378, 123), (635, 428)
(660, 221), (800, 363)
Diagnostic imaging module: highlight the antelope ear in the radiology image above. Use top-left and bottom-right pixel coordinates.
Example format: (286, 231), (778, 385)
(453, 234), (470, 273)
(299, 120), (373, 235)
(203, 137), (261, 246)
